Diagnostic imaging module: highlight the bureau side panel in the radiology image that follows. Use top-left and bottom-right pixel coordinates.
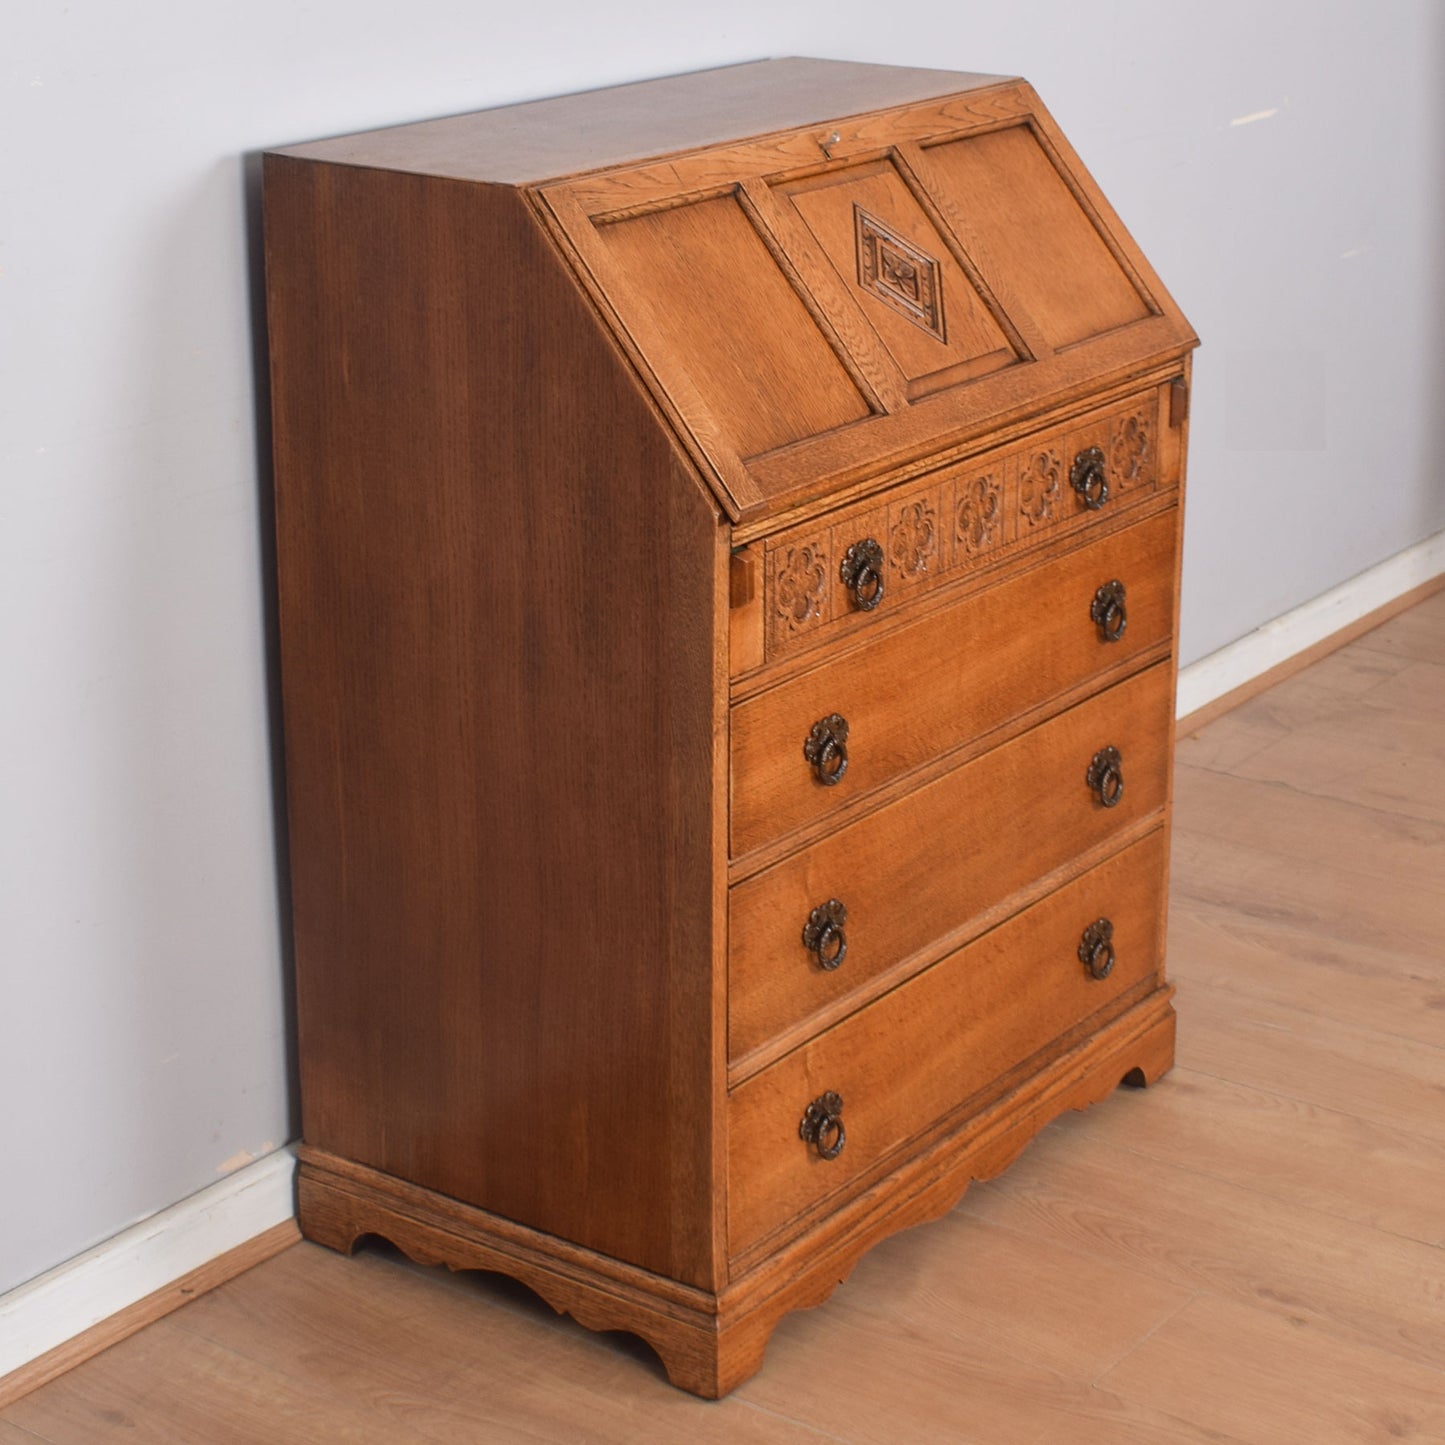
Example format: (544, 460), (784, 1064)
(264, 158), (722, 1287)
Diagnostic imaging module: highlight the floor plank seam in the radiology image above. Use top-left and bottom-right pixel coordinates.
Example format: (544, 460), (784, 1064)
(1087, 1287), (1202, 1387)
(1170, 897), (1444, 963)
(1173, 975), (1445, 1065)
(1173, 760), (1445, 841)
(962, 1141), (1445, 1374)
(734, 1395), (859, 1443)
(1155, 1050), (1445, 1143)
(1046, 1120), (1445, 1253)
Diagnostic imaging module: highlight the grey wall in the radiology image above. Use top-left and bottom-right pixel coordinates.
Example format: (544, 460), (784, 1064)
(4, 2), (1442, 1295)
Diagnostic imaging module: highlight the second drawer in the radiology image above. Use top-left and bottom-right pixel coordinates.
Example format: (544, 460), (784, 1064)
(729, 661), (1173, 1065)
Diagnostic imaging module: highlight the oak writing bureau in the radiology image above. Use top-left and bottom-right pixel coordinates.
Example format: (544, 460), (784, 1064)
(263, 57), (1197, 1397)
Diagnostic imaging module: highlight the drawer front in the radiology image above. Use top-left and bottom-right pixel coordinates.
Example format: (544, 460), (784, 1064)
(727, 828), (1169, 1260)
(760, 387), (1166, 665)
(729, 661), (1173, 1065)
(731, 505), (1177, 859)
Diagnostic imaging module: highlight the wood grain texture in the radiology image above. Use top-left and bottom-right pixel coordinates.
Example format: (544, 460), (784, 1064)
(265, 157), (723, 1287)
(1097, 1292), (1445, 1445)
(535, 72), (1194, 524)
(919, 124), (1152, 349)
(288, 996), (1173, 1399)
(755, 383), (1169, 667)
(0, 1223), (300, 1412)
(272, 57), (1012, 185)
(15, 597), (1445, 1438)
(260, 59), (1194, 1403)
(731, 507), (1180, 859)
(958, 1131), (1445, 1374)
(591, 193), (873, 457)
(728, 835), (1170, 1253)
(777, 159), (1016, 390)
(729, 673), (1172, 1067)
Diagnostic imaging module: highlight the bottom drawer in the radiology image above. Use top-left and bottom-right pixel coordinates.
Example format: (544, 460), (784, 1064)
(727, 828), (1168, 1260)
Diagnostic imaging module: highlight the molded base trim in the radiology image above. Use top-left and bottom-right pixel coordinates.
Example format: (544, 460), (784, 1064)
(1176, 529), (1445, 726)
(0, 1148), (298, 1404)
(297, 990), (1175, 1398)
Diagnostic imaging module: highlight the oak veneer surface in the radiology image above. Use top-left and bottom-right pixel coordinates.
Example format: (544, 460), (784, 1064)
(263, 58), (1195, 1399)
(272, 58), (1007, 185)
(264, 157), (724, 1288)
(7, 592), (1443, 1441)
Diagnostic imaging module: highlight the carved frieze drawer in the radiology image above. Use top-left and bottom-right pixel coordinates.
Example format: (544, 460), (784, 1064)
(760, 386), (1167, 666)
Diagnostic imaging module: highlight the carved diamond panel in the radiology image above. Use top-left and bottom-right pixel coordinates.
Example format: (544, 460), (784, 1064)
(854, 206), (946, 342)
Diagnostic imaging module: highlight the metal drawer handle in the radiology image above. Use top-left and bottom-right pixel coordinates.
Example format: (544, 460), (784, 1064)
(1091, 579), (1128, 642)
(799, 1091), (846, 1160)
(1086, 745), (1124, 808)
(1079, 918), (1116, 979)
(840, 537), (885, 612)
(804, 713), (850, 786)
(803, 899), (848, 971)
(1070, 445), (1110, 510)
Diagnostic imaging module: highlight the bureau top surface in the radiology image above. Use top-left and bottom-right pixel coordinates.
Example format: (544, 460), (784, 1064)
(270, 58), (1009, 184)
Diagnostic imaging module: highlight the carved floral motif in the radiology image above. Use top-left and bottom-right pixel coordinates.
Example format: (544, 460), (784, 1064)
(889, 498), (938, 577)
(1110, 412), (1150, 486)
(1019, 449), (1062, 527)
(774, 542), (829, 631)
(955, 474), (1002, 555)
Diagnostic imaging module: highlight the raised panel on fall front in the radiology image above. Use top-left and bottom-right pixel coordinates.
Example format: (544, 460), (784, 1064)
(772, 159), (1019, 399)
(590, 193), (874, 459)
(921, 123), (1153, 350)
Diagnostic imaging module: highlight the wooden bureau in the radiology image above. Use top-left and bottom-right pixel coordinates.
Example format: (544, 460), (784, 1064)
(263, 57), (1197, 1397)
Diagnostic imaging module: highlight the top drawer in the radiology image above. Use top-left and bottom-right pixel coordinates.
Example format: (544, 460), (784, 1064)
(730, 504), (1177, 860)
(751, 385), (1172, 670)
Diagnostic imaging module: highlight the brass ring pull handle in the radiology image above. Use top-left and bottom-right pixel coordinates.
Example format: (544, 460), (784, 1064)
(799, 1091), (846, 1160)
(804, 714), (850, 786)
(1070, 446), (1110, 510)
(1078, 918), (1116, 979)
(1086, 745), (1124, 808)
(1091, 579), (1128, 642)
(803, 899), (848, 971)
(840, 538), (885, 612)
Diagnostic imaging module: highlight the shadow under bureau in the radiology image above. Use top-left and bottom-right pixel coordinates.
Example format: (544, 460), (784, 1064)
(263, 57), (1198, 1397)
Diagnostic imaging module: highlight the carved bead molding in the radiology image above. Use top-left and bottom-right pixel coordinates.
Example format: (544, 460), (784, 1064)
(889, 498), (938, 577)
(774, 542), (829, 633)
(1019, 449), (1062, 527)
(955, 473), (1002, 556)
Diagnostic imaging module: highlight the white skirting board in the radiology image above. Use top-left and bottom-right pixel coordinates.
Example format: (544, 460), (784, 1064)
(2, 535), (1442, 1390)
(1176, 528), (1445, 720)
(0, 1146), (296, 1382)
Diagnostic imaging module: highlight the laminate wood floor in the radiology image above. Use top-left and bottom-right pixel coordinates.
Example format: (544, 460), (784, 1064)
(5, 590), (1443, 1444)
